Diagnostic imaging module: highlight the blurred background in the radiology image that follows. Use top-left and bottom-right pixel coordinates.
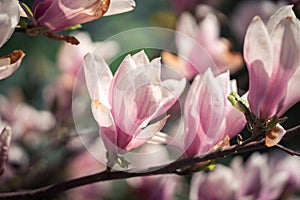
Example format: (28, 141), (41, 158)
(1, 0), (300, 199)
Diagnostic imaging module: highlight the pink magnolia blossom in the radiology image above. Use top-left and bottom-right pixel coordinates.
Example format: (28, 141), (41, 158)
(190, 152), (300, 200)
(236, 152), (300, 200)
(32, 0), (136, 33)
(84, 50), (186, 154)
(0, 0), (25, 80)
(183, 69), (246, 157)
(162, 5), (242, 80)
(244, 5), (300, 120)
(190, 165), (238, 200)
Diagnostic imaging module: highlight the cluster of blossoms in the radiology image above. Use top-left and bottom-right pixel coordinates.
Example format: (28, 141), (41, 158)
(190, 152), (300, 200)
(83, 5), (300, 167)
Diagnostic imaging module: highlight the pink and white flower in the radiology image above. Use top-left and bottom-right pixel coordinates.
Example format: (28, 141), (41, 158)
(183, 69), (246, 157)
(84, 50), (186, 154)
(32, 0), (136, 33)
(163, 5), (242, 80)
(244, 5), (300, 120)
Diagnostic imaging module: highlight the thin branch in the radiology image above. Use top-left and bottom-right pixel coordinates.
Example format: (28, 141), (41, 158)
(275, 144), (300, 156)
(0, 125), (299, 200)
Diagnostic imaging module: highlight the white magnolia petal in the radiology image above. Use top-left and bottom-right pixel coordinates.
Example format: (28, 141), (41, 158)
(278, 67), (300, 116)
(175, 12), (198, 57)
(0, 0), (20, 48)
(0, 50), (25, 80)
(125, 115), (168, 151)
(267, 5), (295, 34)
(131, 50), (150, 67)
(104, 0), (136, 16)
(244, 16), (273, 77)
(83, 52), (113, 108)
(270, 16), (300, 79)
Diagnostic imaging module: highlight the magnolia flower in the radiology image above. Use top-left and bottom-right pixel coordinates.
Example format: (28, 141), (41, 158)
(0, 0), (25, 80)
(245, 5), (300, 119)
(190, 165), (238, 200)
(189, 152), (300, 200)
(32, 0), (136, 33)
(84, 50), (186, 155)
(183, 69), (246, 157)
(244, 6), (300, 146)
(236, 153), (300, 200)
(162, 5), (242, 80)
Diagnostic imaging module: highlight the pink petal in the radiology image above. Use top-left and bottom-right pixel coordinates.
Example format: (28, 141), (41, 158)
(0, 50), (25, 80)
(131, 50), (150, 67)
(277, 67), (300, 116)
(244, 16), (273, 77)
(260, 16), (300, 118)
(104, 0), (136, 16)
(125, 115), (168, 151)
(151, 78), (186, 120)
(196, 13), (220, 50)
(224, 107), (246, 139)
(111, 63), (162, 136)
(176, 12), (198, 53)
(34, 0), (110, 32)
(247, 61), (270, 118)
(183, 69), (226, 156)
(109, 54), (137, 105)
(91, 99), (117, 152)
(200, 69), (225, 141)
(84, 52), (113, 108)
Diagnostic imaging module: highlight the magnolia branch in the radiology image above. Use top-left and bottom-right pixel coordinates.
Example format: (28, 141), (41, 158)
(0, 125), (300, 200)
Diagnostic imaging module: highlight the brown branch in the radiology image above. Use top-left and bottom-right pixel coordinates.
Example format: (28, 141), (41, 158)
(0, 125), (299, 200)
(275, 144), (300, 156)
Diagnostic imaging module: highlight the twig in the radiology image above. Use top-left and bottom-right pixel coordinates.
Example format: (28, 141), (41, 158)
(275, 144), (300, 156)
(0, 125), (299, 199)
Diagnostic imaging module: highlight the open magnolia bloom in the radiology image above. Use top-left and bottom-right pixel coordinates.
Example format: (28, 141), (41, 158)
(183, 69), (246, 157)
(0, 0), (25, 80)
(32, 0), (136, 33)
(84, 50), (186, 158)
(244, 6), (300, 146)
(162, 5), (243, 80)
